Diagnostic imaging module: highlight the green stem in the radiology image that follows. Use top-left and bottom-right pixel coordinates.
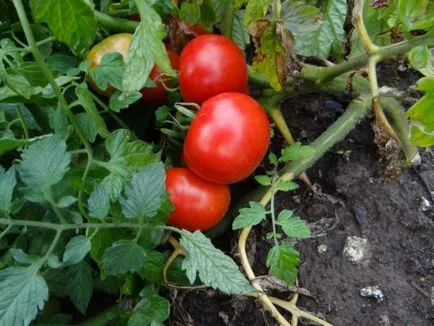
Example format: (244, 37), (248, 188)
(221, 1), (236, 38)
(0, 225), (12, 241)
(81, 305), (120, 326)
(15, 104), (29, 139)
(353, 0), (379, 54)
(0, 218), (164, 231)
(36, 229), (62, 270)
(95, 11), (138, 33)
(281, 94), (373, 177)
(45, 189), (67, 224)
(270, 175), (279, 247)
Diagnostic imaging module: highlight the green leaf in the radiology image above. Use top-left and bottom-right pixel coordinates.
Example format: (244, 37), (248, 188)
(66, 261), (93, 314)
(4, 73), (36, 99)
(101, 174), (124, 202)
(0, 265), (49, 326)
(75, 112), (98, 143)
(88, 183), (110, 220)
(9, 249), (33, 265)
(255, 175), (271, 186)
(409, 45), (429, 71)
(76, 86), (109, 138)
(277, 210), (311, 238)
(397, 0), (430, 30)
(408, 122), (434, 147)
(244, 0), (271, 26)
(122, 1), (173, 96)
(292, 0), (346, 59)
(17, 135), (70, 193)
(103, 240), (146, 276)
(11, 62), (48, 87)
(57, 196), (77, 208)
(179, 230), (254, 294)
(276, 180), (299, 192)
(109, 91), (142, 112)
(128, 286), (169, 326)
(267, 243), (300, 285)
(179, 1), (201, 25)
(62, 235), (91, 267)
(90, 53), (125, 91)
(280, 142), (315, 162)
(155, 105), (171, 127)
(0, 166), (16, 214)
(0, 133), (51, 156)
(30, 0), (96, 56)
(233, 201), (267, 230)
(120, 162), (166, 219)
(47, 54), (78, 74)
(282, 1), (321, 37)
(232, 10), (251, 50)
(48, 106), (71, 138)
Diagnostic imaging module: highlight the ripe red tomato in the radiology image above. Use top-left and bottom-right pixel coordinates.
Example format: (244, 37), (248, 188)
(86, 33), (133, 96)
(165, 167), (230, 231)
(140, 45), (180, 104)
(179, 35), (248, 104)
(183, 93), (270, 184)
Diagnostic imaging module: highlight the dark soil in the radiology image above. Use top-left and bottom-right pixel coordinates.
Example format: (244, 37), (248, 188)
(169, 62), (434, 325)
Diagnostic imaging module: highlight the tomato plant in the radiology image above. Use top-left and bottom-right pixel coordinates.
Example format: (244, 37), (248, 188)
(165, 167), (230, 230)
(179, 34), (249, 104)
(0, 0), (433, 326)
(183, 92), (270, 184)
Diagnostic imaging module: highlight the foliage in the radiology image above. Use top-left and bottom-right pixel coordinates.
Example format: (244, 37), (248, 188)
(0, 0), (432, 325)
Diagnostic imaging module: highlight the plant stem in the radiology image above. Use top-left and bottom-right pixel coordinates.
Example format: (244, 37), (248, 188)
(353, 0), (378, 54)
(80, 305), (120, 326)
(37, 229), (62, 269)
(270, 177), (279, 247)
(46, 189), (67, 224)
(95, 10), (138, 33)
(0, 225), (12, 241)
(15, 104), (29, 139)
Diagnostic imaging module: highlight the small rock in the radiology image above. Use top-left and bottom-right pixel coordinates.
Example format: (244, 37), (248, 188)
(420, 197), (432, 212)
(343, 236), (369, 264)
(379, 315), (391, 326)
(360, 285), (385, 302)
(317, 244), (327, 254)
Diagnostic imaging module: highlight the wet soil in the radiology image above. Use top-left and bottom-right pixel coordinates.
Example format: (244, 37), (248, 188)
(169, 61), (434, 325)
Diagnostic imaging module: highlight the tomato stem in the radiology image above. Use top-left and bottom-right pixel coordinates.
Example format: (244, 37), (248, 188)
(95, 10), (138, 33)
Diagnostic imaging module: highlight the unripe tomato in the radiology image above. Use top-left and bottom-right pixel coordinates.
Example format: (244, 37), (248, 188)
(183, 93), (270, 184)
(166, 167), (230, 231)
(140, 44), (180, 105)
(179, 35), (248, 104)
(86, 33), (133, 96)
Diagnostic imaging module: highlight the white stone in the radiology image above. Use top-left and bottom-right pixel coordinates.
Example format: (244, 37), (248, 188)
(360, 285), (384, 302)
(317, 244), (327, 254)
(343, 236), (369, 264)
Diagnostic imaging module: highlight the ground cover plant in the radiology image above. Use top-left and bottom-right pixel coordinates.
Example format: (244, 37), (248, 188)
(0, 0), (433, 325)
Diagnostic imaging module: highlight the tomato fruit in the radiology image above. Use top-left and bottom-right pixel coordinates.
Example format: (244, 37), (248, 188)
(183, 92), (270, 184)
(140, 44), (180, 104)
(179, 35), (248, 104)
(165, 167), (230, 231)
(86, 33), (133, 96)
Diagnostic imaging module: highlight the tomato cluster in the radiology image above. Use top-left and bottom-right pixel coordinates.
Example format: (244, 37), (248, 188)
(86, 26), (270, 231)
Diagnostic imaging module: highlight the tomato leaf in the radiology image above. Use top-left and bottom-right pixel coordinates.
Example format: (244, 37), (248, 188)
(88, 183), (110, 220)
(17, 135), (70, 195)
(120, 162), (166, 220)
(30, 0), (96, 56)
(280, 142), (315, 162)
(244, 0), (272, 26)
(233, 201), (267, 230)
(109, 91), (142, 112)
(0, 265), (49, 326)
(179, 230), (255, 294)
(179, 1), (201, 25)
(0, 166), (16, 215)
(255, 174), (271, 186)
(62, 236), (91, 267)
(75, 112), (98, 143)
(232, 10), (250, 50)
(66, 261), (93, 314)
(122, 0), (173, 96)
(103, 240), (146, 276)
(266, 243), (300, 285)
(276, 210), (311, 238)
(128, 286), (170, 326)
(289, 0), (346, 59)
(89, 53), (125, 92)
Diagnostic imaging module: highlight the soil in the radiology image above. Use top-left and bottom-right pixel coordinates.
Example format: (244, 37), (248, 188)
(169, 61), (434, 325)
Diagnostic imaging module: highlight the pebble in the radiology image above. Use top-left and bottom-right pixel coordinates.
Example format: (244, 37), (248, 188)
(420, 197), (432, 212)
(317, 244), (327, 254)
(343, 236), (369, 264)
(360, 285), (385, 302)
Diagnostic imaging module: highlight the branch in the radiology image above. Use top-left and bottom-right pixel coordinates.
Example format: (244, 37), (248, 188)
(95, 11), (138, 33)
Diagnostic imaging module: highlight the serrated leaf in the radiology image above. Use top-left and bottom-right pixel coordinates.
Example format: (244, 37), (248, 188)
(4, 73), (36, 99)
(267, 243), (300, 285)
(47, 54), (78, 74)
(122, 1), (173, 96)
(244, 0), (271, 26)
(109, 91), (142, 112)
(11, 62), (48, 87)
(0, 166), (16, 214)
(277, 211), (311, 238)
(232, 10), (251, 50)
(17, 135), (70, 193)
(30, 0), (96, 56)
(48, 106), (71, 138)
(255, 175), (271, 186)
(101, 174), (124, 202)
(57, 196), (77, 208)
(276, 180), (299, 192)
(9, 249), (33, 265)
(292, 0), (346, 59)
(180, 231), (254, 294)
(179, 1), (201, 25)
(88, 183), (110, 220)
(66, 261), (93, 314)
(63, 236), (91, 267)
(76, 86), (109, 138)
(233, 201), (267, 230)
(75, 112), (98, 143)
(103, 240), (146, 276)
(128, 287), (169, 326)
(0, 265), (49, 326)
(90, 53), (125, 91)
(280, 142), (315, 162)
(120, 162), (165, 220)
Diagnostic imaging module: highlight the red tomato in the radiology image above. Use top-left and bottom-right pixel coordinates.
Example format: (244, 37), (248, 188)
(140, 45), (180, 104)
(179, 35), (248, 104)
(183, 93), (270, 184)
(165, 167), (230, 231)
